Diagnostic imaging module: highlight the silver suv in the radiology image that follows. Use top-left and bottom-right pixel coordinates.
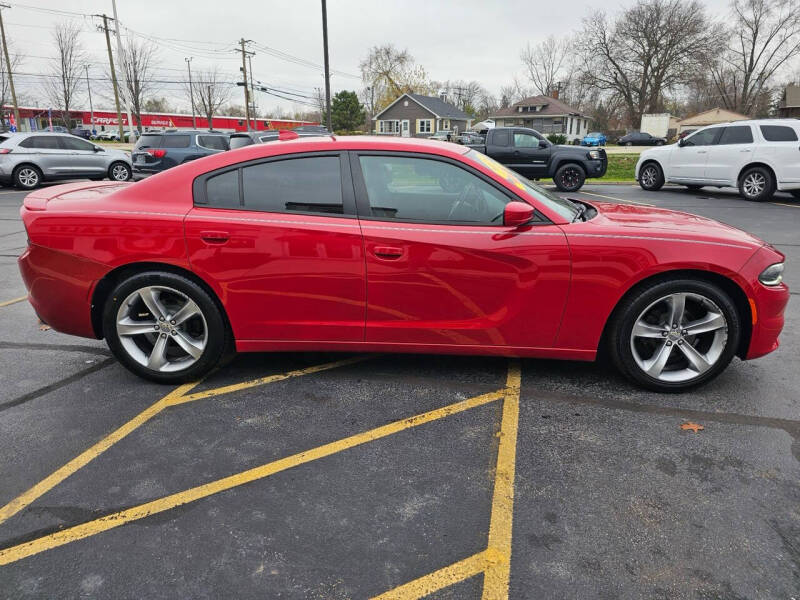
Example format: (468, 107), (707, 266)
(0, 132), (132, 189)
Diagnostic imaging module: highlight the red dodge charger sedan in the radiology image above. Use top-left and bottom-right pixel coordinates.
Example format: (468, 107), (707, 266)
(18, 135), (788, 391)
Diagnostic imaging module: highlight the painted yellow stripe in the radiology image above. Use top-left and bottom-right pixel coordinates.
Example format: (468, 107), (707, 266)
(0, 295), (27, 308)
(371, 549), (502, 600)
(0, 381), (199, 526)
(168, 355), (372, 406)
(770, 202), (800, 209)
(0, 389), (506, 565)
(580, 190), (654, 206)
(482, 361), (521, 600)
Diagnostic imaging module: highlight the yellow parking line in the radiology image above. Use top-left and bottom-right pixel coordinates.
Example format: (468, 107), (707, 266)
(0, 356), (371, 527)
(579, 190), (654, 206)
(770, 202), (800, 209)
(0, 388), (506, 565)
(168, 355), (372, 406)
(372, 549), (500, 599)
(482, 361), (521, 599)
(0, 296), (26, 308)
(0, 381), (199, 526)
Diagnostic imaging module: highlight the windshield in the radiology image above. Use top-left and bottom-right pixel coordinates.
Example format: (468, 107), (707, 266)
(464, 149), (579, 221)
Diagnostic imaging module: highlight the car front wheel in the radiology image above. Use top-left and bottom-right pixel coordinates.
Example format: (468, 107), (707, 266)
(109, 161), (132, 182)
(638, 162), (664, 191)
(14, 165), (42, 189)
(739, 166), (775, 202)
(103, 272), (229, 383)
(553, 163), (586, 192)
(609, 279), (740, 392)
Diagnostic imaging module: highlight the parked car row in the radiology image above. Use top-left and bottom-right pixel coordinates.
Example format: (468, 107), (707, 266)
(636, 118), (800, 202)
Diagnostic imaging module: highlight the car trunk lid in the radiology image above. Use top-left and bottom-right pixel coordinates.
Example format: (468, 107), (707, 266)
(23, 181), (130, 211)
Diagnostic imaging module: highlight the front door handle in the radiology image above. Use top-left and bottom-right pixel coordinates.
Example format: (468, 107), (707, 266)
(200, 230), (230, 244)
(373, 246), (403, 259)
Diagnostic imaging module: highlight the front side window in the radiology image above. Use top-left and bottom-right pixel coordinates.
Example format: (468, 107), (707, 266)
(760, 125), (798, 142)
(198, 135), (229, 151)
(718, 126), (753, 145)
(358, 155), (510, 224)
(683, 128), (721, 147)
(242, 156), (343, 214)
(513, 133), (539, 148)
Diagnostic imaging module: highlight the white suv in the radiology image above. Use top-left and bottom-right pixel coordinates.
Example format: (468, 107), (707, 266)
(635, 119), (800, 201)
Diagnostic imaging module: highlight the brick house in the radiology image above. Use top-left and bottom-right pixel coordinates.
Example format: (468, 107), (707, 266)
(490, 93), (591, 143)
(372, 93), (470, 138)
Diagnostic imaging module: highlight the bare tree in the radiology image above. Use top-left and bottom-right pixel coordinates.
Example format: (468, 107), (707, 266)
(431, 80), (490, 114)
(0, 43), (21, 117)
(709, 0), (800, 115)
(359, 44), (433, 111)
(499, 78), (532, 108)
(577, 0), (725, 128)
(116, 38), (158, 133)
(521, 36), (570, 96)
(43, 23), (85, 127)
(186, 68), (229, 130)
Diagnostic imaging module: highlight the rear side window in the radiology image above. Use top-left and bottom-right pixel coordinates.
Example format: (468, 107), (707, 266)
(198, 135), (229, 151)
(19, 136), (61, 149)
(59, 137), (96, 151)
(242, 156), (342, 214)
(492, 130), (510, 146)
(229, 136), (254, 149)
(760, 125), (798, 142)
(718, 126), (753, 145)
(161, 135), (191, 148)
(206, 170), (240, 209)
(135, 134), (161, 150)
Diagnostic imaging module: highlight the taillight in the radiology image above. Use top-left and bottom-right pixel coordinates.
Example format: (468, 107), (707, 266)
(0, 148), (11, 154)
(146, 149), (166, 158)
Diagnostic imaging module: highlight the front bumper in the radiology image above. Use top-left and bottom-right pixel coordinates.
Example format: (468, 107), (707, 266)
(587, 158), (607, 178)
(739, 246), (790, 360)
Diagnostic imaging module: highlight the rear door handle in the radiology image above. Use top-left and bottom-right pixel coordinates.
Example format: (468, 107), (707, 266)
(697, 150), (707, 154)
(373, 246), (403, 259)
(200, 230), (230, 244)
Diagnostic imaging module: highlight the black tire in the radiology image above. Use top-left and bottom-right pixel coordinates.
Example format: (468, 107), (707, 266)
(655, 140), (664, 146)
(608, 278), (740, 392)
(625, 141), (633, 147)
(103, 271), (229, 383)
(638, 161), (664, 191)
(685, 185), (703, 191)
(553, 163), (586, 192)
(789, 190), (800, 199)
(108, 161), (132, 182)
(738, 166), (775, 202)
(13, 164), (42, 190)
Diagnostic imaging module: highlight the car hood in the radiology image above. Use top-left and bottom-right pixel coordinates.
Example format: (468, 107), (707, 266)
(583, 200), (765, 249)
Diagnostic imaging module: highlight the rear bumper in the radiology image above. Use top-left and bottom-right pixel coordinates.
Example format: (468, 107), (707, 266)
(18, 243), (107, 339)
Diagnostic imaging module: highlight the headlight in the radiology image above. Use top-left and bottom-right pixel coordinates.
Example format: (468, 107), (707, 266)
(758, 262), (784, 286)
(587, 150), (601, 160)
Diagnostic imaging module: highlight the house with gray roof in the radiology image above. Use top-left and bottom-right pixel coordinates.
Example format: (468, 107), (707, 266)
(372, 93), (471, 139)
(490, 93), (591, 143)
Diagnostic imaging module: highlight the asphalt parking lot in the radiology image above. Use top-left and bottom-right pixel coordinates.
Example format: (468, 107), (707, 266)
(0, 182), (798, 599)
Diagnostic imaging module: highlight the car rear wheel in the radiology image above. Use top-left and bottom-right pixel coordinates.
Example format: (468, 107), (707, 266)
(553, 163), (586, 192)
(103, 272), (228, 383)
(638, 162), (664, 191)
(738, 166), (775, 202)
(625, 141), (633, 146)
(609, 279), (740, 392)
(13, 165), (42, 189)
(109, 161), (132, 182)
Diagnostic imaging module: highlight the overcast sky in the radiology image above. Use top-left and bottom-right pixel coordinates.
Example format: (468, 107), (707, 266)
(7, 0), (736, 116)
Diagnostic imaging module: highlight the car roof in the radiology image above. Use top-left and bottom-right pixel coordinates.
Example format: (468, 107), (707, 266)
(228, 135), (470, 156)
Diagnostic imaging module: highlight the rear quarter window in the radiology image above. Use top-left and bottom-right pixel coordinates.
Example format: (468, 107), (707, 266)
(229, 136), (254, 149)
(760, 125), (798, 142)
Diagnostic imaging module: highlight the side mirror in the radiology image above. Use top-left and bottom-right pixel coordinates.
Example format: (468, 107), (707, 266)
(93, 146), (102, 152)
(539, 140), (549, 148)
(504, 201), (535, 227)
(678, 138), (686, 147)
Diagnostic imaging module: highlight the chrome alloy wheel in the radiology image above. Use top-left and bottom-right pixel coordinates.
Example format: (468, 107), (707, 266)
(18, 168), (39, 187)
(111, 163), (130, 181)
(115, 285), (207, 372)
(742, 172), (766, 197)
(630, 292), (728, 383)
(640, 165), (658, 188)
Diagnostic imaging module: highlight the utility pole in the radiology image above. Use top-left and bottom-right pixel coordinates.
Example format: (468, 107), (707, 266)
(247, 54), (256, 129)
(0, 4), (20, 132)
(85, 65), (94, 137)
(320, 0), (332, 132)
(112, 0), (135, 141)
(207, 85), (212, 131)
(185, 57), (197, 129)
(238, 39), (254, 131)
(97, 14), (124, 141)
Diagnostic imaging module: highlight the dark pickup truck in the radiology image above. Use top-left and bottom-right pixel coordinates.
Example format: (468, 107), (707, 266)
(467, 127), (607, 191)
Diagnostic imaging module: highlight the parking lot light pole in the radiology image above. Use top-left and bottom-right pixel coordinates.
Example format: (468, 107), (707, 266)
(185, 57), (197, 129)
(321, 0), (332, 132)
